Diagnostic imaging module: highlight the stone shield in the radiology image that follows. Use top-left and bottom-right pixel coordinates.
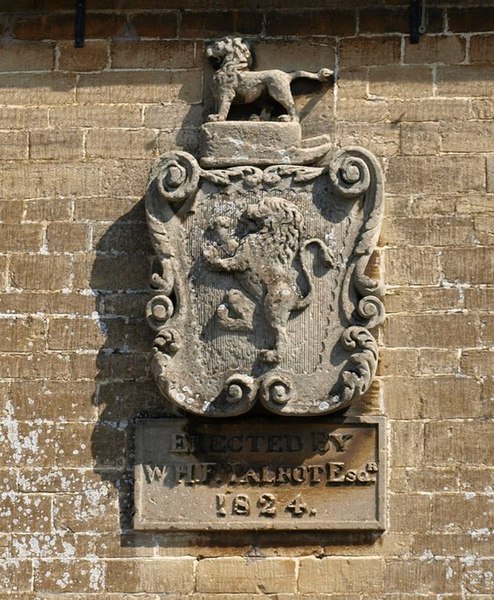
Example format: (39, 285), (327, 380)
(145, 145), (384, 417)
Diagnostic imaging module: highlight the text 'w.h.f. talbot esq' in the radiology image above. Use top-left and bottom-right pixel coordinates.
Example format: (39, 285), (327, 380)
(144, 37), (385, 418)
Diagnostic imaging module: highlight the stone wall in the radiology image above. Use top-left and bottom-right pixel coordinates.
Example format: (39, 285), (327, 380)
(1, 0), (493, 597)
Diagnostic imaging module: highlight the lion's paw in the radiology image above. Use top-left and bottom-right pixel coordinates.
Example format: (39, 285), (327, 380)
(202, 244), (219, 263)
(207, 114), (224, 122)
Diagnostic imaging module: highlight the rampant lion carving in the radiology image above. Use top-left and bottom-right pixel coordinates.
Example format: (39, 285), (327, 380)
(206, 36), (333, 122)
(203, 196), (334, 364)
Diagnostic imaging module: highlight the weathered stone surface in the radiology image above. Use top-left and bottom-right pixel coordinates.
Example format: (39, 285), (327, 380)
(404, 35), (465, 64)
(59, 40), (109, 72)
(111, 40), (199, 70)
(86, 128), (157, 159)
(30, 129), (84, 160)
(106, 558), (195, 593)
(385, 558), (462, 594)
(77, 71), (203, 104)
(369, 65), (433, 97)
(34, 559), (106, 593)
(298, 557), (384, 593)
(0, 40), (55, 72)
(487, 155), (494, 192)
(340, 37), (400, 67)
(0, 131), (28, 160)
(196, 557), (296, 593)
(400, 122), (440, 155)
(436, 65), (494, 96)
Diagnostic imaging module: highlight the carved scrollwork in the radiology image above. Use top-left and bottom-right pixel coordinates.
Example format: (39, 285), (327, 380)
(330, 147), (385, 332)
(150, 257), (174, 296)
(146, 295), (174, 331)
(335, 326), (379, 406)
(153, 151), (200, 203)
(357, 296), (385, 329)
(224, 374), (257, 409)
(153, 328), (182, 356)
(259, 373), (295, 409)
(329, 148), (372, 198)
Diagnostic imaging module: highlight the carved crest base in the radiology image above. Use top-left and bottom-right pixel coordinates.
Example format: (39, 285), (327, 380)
(200, 121), (331, 168)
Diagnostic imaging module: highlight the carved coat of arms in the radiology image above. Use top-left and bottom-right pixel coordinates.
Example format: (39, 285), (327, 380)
(145, 37), (385, 418)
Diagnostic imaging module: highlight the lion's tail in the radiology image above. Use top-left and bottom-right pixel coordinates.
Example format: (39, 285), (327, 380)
(297, 239), (334, 310)
(289, 68), (334, 83)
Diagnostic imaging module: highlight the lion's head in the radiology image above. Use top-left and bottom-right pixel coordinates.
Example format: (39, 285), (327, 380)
(238, 197), (305, 265)
(206, 36), (253, 70)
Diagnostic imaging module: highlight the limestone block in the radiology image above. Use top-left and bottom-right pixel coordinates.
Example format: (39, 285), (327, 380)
(441, 248), (494, 285)
(34, 559), (105, 593)
(10, 255), (72, 292)
(384, 313), (479, 348)
(487, 155), (494, 192)
(111, 40), (198, 70)
(0, 72), (76, 105)
(86, 128), (156, 159)
(369, 65), (432, 98)
(0, 131), (28, 160)
(425, 421), (494, 465)
(436, 65), (494, 97)
(400, 122), (440, 155)
(0, 40), (54, 72)
(59, 40), (108, 72)
(385, 559), (462, 594)
(298, 557), (384, 594)
(196, 557), (296, 594)
(30, 129), (84, 160)
(404, 35), (465, 64)
(340, 36), (400, 67)
(77, 71), (202, 104)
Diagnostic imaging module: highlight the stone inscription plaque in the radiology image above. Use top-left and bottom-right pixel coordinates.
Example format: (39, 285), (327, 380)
(134, 417), (385, 531)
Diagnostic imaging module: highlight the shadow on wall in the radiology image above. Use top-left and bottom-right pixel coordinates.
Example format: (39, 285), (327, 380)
(89, 198), (167, 537)
(86, 87), (212, 543)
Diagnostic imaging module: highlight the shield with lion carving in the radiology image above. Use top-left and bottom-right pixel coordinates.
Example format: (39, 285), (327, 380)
(144, 142), (385, 418)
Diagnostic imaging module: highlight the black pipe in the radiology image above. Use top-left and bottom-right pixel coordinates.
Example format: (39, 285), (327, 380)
(410, 0), (421, 44)
(74, 0), (86, 48)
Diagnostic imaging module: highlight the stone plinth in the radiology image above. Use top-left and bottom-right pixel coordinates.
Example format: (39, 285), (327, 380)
(200, 121), (302, 167)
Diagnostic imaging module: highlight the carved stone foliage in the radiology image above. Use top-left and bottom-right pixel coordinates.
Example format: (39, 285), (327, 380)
(145, 145), (384, 418)
(144, 37), (384, 418)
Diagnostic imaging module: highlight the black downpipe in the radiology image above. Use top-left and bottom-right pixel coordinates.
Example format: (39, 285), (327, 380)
(409, 0), (421, 44)
(74, 0), (86, 48)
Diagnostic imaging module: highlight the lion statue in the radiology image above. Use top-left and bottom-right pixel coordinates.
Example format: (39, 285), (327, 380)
(203, 197), (334, 364)
(206, 36), (333, 123)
